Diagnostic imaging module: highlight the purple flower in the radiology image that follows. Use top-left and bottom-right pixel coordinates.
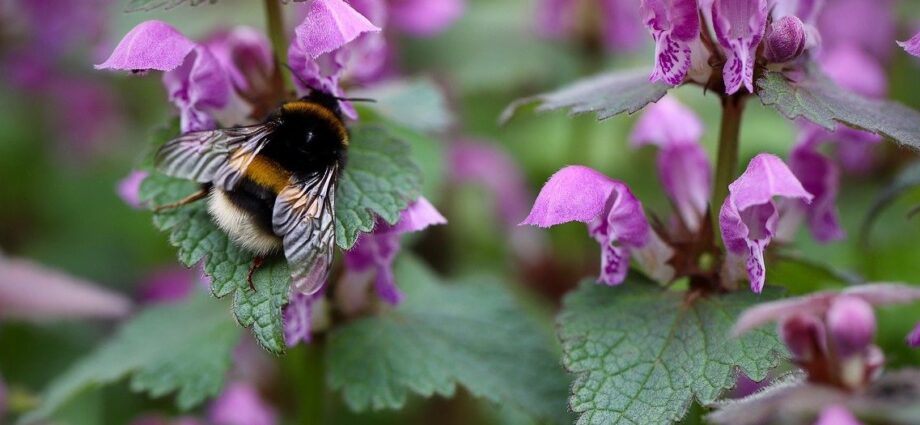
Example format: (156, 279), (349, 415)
(821, 46), (887, 100)
(117, 170), (149, 209)
(448, 141), (532, 227)
(12, 0), (112, 55)
(538, 0), (644, 52)
(786, 141), (844, 242)
(818, 0), (895, 62)
(138, 267), (196, 304)
(388, 0), (465, 37)
(719, 154), (812, 293)
(826, 296), (876, 357)
(908, 322), (920, 348)
(283, 291), (323, 347)
(631, 96), (711, 232)
(763, 15), (807, 63)
(779, 313), (827, 362)
(96, 21), (230, 133)
(208, 382), (277, 425)
(814, 405), (863, 425)
(522, 166), (674, 285)
(344, 197), (447, 305)
(639, 0), (702, 86)
(898, 31), (920, 58)
(288, 0), (381, 119)
(711, 0), (769, 94)
(0, 256), (133, 320)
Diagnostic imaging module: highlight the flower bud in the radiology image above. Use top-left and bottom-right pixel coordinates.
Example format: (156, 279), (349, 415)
(764, 16), (807, 63)
(827, 296), (876, 357)
(779, 313), (827, 361)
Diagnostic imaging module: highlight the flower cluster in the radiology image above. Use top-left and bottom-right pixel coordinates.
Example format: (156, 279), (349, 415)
(523, 96), (818, 292)
(734, 284), (920, 389)
(639, 0), (818, 94)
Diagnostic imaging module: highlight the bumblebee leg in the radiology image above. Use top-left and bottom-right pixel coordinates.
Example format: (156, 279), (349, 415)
(153, 189), (208, 213)
(247, 256), (265, 291)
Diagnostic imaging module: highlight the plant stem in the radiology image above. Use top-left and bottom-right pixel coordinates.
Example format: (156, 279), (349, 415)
(710, 94), (747, 245)
(302, 341), (326, 425)
(264, 0), (294, 95)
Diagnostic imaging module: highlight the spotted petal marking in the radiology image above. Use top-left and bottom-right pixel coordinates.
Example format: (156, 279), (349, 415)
(155, 121), (279, 190)
(273, 165), (339, 295)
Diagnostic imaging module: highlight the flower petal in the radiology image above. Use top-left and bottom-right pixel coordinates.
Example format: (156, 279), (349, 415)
(599, 0), (645, 52)
(630, 96), (704, 148)
(778, 313), (827, 361)
(814, 405), (864, 425)
(449, 141), (532, 226)
(163, 46), (232, 132)
(204, 27), (274, 96)
(293, 0), (380, 60)
(522, 165), (618, 227)
(0, 257), (133, 320)
(789, 144), (844, 242)
(95, 20), (197, 72)
(116, 170), (148, 209)
(826, 295), (876, 357)
(711, 0), (768, 94)
(389, 0), (464, 36)
(657, 144), (712, 232)
(639, 0), (701, 85)
(820, 45), (887, 99)
(898, 31), (920, 58)
(284, 292), (318, 346)
(208, 382), (277, 425)
(720, 154), (812, 292)
(908, 321), (920, 348)
(591, 182), (661, 285)
(388, 196), (448, 234)
(536, 0), (578, 39)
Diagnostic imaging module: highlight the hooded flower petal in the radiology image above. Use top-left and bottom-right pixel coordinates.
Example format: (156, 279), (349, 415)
(345, 197), (446, 304)
(0, 257), (133, 320)
(388, 0), (464, 36)
(208, 382), (277, 425)
(639, 0), (701, 85)
(631, 97), (711, 231)
(711, 0), (768, 94)
(908, 321), (920, 348)
(523, 166), (672, 285)
(95, 20), (197, 72)
(204, 27), (274, 97)
(818, 0), (895, 62)
(720, 154), (812, 292)
(522, 166), (619, 227)
(294, 0), (380, 60)
(898, 31), (920, 58)
(779, 313), (827, 361)
(117, 170), (148, 209)
(162, 46), (232, 132)
(820, 45), (887, 99)
(630, 96), (704, 148)
(826, 295), (875, 357)
(788, 143), (844, 242)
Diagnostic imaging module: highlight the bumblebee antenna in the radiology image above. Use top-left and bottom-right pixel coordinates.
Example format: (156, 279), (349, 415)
(281, 63), (311, 89)
(335, 97), (377, 103)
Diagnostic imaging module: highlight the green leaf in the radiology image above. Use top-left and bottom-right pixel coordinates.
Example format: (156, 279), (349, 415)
(500, 69), (670, 123)
(351, 78), (454, 133)
(19, 294), (241, 425)
(335, 124), (423, 249)
(757, 70), (920, 149)
(125, 0), (217, 12)
(138, 122), (421, 353)
(327, 257), (571, 424)
(559, 278), (786, 425)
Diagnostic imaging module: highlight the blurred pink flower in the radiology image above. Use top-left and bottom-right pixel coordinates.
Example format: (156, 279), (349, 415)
(117, 170), (149, 209)
(0, 257), (132, 321)
(908, 321), (920, 348)
(387, 0), (464, 36)
(448, 141), (531, 227)
(138, 266), (197, 304)
(208, 382), (277, 425)
(898, 31), (920, 58)
(814, 405), (863, 425)
(537, 0), (644, 52)
(818, 0), (895, 62)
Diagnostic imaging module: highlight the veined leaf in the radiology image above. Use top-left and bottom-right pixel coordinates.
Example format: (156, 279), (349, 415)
(559, 278), (786, 425)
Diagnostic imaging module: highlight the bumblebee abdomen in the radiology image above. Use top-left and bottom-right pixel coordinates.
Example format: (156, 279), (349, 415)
(208, 189), (281, 256)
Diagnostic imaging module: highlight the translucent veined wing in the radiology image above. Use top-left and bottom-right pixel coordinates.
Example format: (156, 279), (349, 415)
(155, 120), (279, 190)
(272, 164), (338, 295)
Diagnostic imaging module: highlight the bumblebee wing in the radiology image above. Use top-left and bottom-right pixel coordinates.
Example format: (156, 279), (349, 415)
(155, 121), (279, 190)
(272, 165), (338, 295)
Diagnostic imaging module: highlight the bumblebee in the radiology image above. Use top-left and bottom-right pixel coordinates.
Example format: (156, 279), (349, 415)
(154, 90), (348, 295)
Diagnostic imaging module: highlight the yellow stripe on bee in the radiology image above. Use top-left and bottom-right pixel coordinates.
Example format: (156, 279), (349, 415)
(243, 154), (292, 193)
(282, 101), (349, 146)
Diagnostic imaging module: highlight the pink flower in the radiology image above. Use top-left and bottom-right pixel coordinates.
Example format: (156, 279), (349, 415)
(908, 321), (920, 348)
(631, 96), (711, 232)
(448, 141), (531, 227)
(208, 382), (277, 425)
(814, 405), (863, 425)
(537, 0), (645, 52)
(719, 154), (812, 293)
(388, 0), (465, 37)
(522, 166), (674, 285)
(117, 170), (149, 209)
(898, 31), (920, 58)
(138, 266), (197, 304)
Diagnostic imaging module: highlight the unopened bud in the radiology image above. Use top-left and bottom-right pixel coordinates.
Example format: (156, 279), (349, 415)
(779, 313), (826, 361)
(827, 296), (876, 357)
(764, 16), (807, 63)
